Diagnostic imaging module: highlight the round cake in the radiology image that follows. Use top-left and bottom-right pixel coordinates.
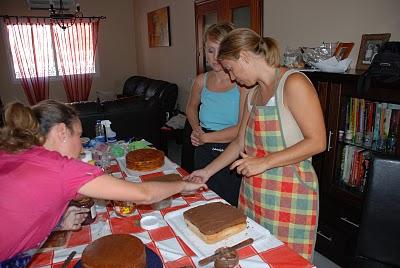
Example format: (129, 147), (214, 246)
(126, 148), (164, 171)
(81, 234), (146, 268)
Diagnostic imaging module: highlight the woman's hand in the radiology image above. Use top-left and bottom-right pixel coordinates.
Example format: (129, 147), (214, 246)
(181, 181), (208, 195)
(57, 206), (89, 231)
(230, 152), (269, 177)
(190, 127), (205, 146)
(183, 169), (211, 184)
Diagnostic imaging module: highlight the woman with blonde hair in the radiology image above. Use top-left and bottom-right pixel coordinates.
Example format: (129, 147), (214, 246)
(186, 28), (326, 260)
(0, 100), (206, 266)
(186, 22), (248, 206)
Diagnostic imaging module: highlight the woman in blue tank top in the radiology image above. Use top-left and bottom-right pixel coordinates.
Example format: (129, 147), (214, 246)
(185, 23), (248, 206)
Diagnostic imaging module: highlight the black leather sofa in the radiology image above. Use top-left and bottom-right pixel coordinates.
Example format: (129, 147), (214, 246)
(70, 76), (178, 147)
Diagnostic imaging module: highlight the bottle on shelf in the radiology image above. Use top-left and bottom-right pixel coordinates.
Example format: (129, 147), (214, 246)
(386, 132), (397, 155)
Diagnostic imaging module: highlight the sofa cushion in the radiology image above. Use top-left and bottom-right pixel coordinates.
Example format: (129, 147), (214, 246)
(96, 90), (117, 101)
(102, 97), (161, 145)
(123, 76), (152, 97)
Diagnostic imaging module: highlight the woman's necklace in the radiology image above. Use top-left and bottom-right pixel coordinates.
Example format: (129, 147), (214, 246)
(256, 68), (280, 106)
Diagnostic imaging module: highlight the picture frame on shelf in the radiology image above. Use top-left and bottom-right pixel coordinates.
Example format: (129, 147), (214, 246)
(334, 42), (354, 60)
(147, 6), (171, 47)
(356, 33), (391, 70)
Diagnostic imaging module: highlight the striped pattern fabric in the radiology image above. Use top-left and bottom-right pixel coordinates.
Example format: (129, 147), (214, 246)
(239, 102), (318, 261)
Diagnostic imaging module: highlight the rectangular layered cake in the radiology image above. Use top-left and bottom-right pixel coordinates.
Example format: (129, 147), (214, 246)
(183, 202), (247, 244)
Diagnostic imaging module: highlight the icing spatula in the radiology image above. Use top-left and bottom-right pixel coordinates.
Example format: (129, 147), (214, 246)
(198, 238), (254, 266)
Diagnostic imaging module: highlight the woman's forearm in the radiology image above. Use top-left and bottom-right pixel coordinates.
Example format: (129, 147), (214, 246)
(79, 175), (187, 204)
(205, 138), (243, 176)
(186, 107), (200, 130)
(203, 125), (238, 143)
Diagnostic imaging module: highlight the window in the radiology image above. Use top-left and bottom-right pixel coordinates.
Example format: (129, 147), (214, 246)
(7, 24), (56, 79)
(52, 22), (96, 76)
(6, 22), (96, 79)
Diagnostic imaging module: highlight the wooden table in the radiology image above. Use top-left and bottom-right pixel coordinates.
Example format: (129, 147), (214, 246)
(28, 159), (314, 268)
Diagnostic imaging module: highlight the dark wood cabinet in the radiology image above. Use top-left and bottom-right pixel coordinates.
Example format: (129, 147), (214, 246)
(305, 70), (400, 267)
(194, 0), (263, 74)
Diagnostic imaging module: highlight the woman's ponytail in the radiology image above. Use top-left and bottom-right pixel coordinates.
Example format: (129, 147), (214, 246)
(0, 102), (44, 152)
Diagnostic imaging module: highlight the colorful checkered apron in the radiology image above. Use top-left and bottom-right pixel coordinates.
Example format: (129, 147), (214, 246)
(239, 96), (319, 261)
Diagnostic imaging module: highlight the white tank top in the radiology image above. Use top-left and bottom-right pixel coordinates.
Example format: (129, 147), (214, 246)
(247, 69), (313, 152)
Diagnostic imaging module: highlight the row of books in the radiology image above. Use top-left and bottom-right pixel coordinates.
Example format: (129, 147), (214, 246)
(340, 145), (371, 192)
(342, 98), (400, 153)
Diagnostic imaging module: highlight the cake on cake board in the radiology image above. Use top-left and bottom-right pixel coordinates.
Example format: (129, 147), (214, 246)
(164, 200), (271, 258)
(125, 148), (165, 171)
(183, 202), (247, 244)
(75, 234), (162, 268)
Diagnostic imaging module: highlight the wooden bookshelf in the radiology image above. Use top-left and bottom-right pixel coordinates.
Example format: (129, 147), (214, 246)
(303, 70), (400, 267)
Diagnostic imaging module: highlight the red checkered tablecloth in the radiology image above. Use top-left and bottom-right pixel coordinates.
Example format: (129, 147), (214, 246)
(28, 163), (314, 268)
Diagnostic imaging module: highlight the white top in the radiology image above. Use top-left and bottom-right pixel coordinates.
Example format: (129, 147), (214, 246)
(247, 70), (312, 159)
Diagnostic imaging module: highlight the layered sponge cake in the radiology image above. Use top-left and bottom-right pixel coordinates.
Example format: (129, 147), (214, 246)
(126, 148), (164, 171)
(183, 202), (247, 244)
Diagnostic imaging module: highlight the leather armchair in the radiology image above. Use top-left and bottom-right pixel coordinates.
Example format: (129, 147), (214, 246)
(122, 75), (178, 122)
(353, 154), (400, 267)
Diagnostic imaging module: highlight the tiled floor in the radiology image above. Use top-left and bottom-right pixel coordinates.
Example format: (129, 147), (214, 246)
(165, 140), (342, 268)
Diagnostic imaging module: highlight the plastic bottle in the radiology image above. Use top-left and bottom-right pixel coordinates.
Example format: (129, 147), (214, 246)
(95, 120), (105, 143)
(101, 120), (117, 143)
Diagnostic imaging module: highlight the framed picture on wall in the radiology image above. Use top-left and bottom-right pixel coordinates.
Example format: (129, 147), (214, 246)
(356, 33), (391, 70)
(147, 6), (171, 47)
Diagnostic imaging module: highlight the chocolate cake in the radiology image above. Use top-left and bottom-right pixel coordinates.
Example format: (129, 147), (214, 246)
(126, 148), (164, 171)
(183, 202), (247, 244)
(81, 234), (146, 268)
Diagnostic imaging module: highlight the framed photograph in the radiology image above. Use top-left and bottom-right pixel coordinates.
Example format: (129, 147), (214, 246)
(334, 42), (354, 60)
(147, 6), (171, 47)
(356, 33), (391, 70)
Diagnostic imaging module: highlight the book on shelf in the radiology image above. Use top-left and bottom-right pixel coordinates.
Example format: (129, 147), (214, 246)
(373, 102), (381, 147)
(343, 97), (399, 154)
(340, 144), (371, 192)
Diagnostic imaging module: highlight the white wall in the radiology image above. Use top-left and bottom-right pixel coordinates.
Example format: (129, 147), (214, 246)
(133, 0), (196, 111)
(0, 0), (137, 104)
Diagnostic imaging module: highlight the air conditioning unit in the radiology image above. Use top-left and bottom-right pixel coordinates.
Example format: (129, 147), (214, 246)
(26, 0), (76, 11)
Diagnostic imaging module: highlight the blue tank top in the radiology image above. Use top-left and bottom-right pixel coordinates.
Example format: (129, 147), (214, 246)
(199, 72), (240, 131)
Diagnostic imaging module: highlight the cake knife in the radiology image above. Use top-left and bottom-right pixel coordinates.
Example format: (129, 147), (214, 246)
(198, 238), (254, 266)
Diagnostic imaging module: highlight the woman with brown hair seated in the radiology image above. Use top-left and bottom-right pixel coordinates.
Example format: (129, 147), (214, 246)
(0, 100), (206, 266)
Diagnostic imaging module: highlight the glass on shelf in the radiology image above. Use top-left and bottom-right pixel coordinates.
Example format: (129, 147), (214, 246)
(363, 132), (373, 148)
(386, 133), (397, 155)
